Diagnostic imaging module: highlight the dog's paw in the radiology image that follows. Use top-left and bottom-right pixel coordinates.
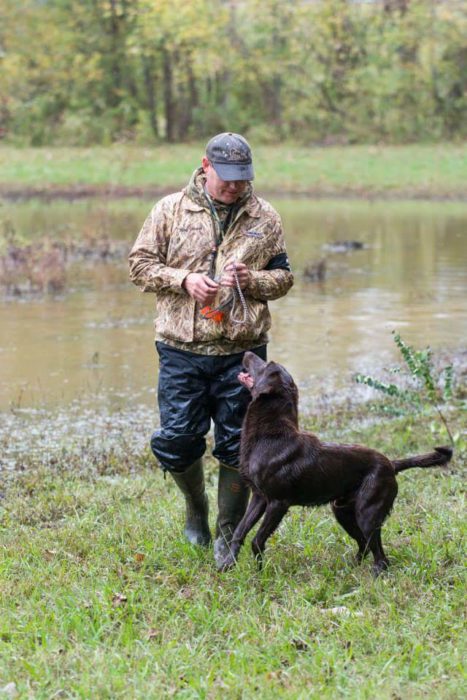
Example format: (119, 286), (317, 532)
(372, 559), (389, 577)
(216, 555), (237, 572)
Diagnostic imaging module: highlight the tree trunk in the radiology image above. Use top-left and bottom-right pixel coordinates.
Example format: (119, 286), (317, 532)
(262, 75), (283, 132)
(177, 58), (198, 135)
(108, 0), (123, 107)
(162, 48), (176, 142)
(142, 55), (159, 138)
(383, 0), (409, 15)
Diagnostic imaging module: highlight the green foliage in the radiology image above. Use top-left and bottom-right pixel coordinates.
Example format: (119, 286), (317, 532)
(0, 0), (465, 145)
(355, 332), (456, 444)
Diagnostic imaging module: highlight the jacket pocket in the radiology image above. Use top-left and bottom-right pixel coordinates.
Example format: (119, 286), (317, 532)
(155, 294), (196, 343)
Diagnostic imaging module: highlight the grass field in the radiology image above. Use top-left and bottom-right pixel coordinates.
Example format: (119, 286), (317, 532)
(0, 143), (466, 198)
(0, 396), (465, 699)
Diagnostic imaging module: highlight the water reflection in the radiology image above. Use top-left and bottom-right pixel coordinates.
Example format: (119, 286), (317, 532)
(0, 198), (465, 410)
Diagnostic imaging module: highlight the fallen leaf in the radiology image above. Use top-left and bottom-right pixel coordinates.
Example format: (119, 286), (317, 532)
(112, 593), (128, 607)
(321, 606), (363, 617)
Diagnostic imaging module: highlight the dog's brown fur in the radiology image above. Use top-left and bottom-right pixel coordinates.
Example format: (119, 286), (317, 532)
(218, 352), (453, 575)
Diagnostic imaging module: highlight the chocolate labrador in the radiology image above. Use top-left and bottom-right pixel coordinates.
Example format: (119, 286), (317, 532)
(218, 352), (453, 575)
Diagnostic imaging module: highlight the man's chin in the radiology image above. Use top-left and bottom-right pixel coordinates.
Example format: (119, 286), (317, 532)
(219, 193), (240, 204)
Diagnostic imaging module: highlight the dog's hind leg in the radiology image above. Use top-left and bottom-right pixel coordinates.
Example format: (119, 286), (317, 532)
(356, 472), (398, 576)
(331, 498), (368, 563)
(251, 500), (289, 568)
(358, 522), (388, 576)
(217, 492), (267, 571)
(368, 528), (388, 576)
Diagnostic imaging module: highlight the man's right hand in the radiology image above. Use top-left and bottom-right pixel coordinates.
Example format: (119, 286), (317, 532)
(182, 273), (220, 305)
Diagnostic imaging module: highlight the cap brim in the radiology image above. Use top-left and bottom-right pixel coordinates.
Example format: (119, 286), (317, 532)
(212, 162), (254, 181)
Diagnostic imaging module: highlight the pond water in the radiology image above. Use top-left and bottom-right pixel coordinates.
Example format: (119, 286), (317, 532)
(0, 197), (466, 412)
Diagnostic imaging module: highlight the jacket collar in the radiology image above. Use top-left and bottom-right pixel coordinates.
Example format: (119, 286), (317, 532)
(183, 198), (205, 213)
(183, 195), (261, 219)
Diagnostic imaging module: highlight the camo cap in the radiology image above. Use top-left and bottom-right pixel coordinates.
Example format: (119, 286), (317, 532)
(205, 132), (254, 181)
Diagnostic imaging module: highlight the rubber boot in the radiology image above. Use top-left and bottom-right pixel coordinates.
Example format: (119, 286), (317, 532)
(214, 463), (250, 568)
(170, 459), (211, 546)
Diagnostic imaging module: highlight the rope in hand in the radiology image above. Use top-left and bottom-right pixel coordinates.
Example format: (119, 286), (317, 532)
(230, 262), (249, 325)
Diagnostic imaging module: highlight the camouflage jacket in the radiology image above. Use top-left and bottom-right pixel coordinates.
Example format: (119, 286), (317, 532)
(129, 168), (293, 355)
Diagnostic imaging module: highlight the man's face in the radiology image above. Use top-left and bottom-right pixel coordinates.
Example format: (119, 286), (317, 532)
(202, 156), (248, 204)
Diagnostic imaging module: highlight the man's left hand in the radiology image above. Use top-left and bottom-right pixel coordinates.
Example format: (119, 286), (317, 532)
(221, 262), (249, 290)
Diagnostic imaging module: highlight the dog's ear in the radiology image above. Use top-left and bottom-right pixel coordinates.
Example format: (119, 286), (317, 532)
(252, 368), (282, 398)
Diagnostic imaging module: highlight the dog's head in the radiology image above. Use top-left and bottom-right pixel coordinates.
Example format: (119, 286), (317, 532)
(238, 351), (298, 403)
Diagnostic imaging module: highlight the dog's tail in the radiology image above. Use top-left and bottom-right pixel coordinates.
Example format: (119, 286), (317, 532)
(393, 445), (453, 474)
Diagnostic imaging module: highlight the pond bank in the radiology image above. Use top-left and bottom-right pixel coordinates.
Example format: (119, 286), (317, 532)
(1, 143), (466, 201)
(1, 183), (466, 201)
(2, 341), (465, 476)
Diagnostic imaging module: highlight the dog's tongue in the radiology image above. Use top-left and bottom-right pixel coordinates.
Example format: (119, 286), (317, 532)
(238, 371), (254, 390)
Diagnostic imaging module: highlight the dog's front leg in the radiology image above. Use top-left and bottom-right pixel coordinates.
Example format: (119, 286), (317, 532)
(217, 492), (267, 572)
(251, 500), (289, 569)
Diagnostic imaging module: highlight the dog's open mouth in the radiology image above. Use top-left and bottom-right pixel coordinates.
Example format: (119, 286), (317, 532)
(238, 371), (254, 390)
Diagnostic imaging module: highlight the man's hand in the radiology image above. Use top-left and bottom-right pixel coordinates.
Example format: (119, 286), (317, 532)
(183, 273), (219, 304)
(221, 262), (249, 290)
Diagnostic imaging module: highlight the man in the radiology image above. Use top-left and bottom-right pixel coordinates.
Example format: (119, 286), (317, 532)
(129, 132), (293, 567)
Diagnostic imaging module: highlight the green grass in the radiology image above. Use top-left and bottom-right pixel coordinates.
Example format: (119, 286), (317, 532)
(0, 400), (465, 698)
(0, 143), (466, 196)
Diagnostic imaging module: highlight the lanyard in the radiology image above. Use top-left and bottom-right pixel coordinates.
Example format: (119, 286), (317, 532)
(204, 187), (232, 279)
(203, 187), (237, 245)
